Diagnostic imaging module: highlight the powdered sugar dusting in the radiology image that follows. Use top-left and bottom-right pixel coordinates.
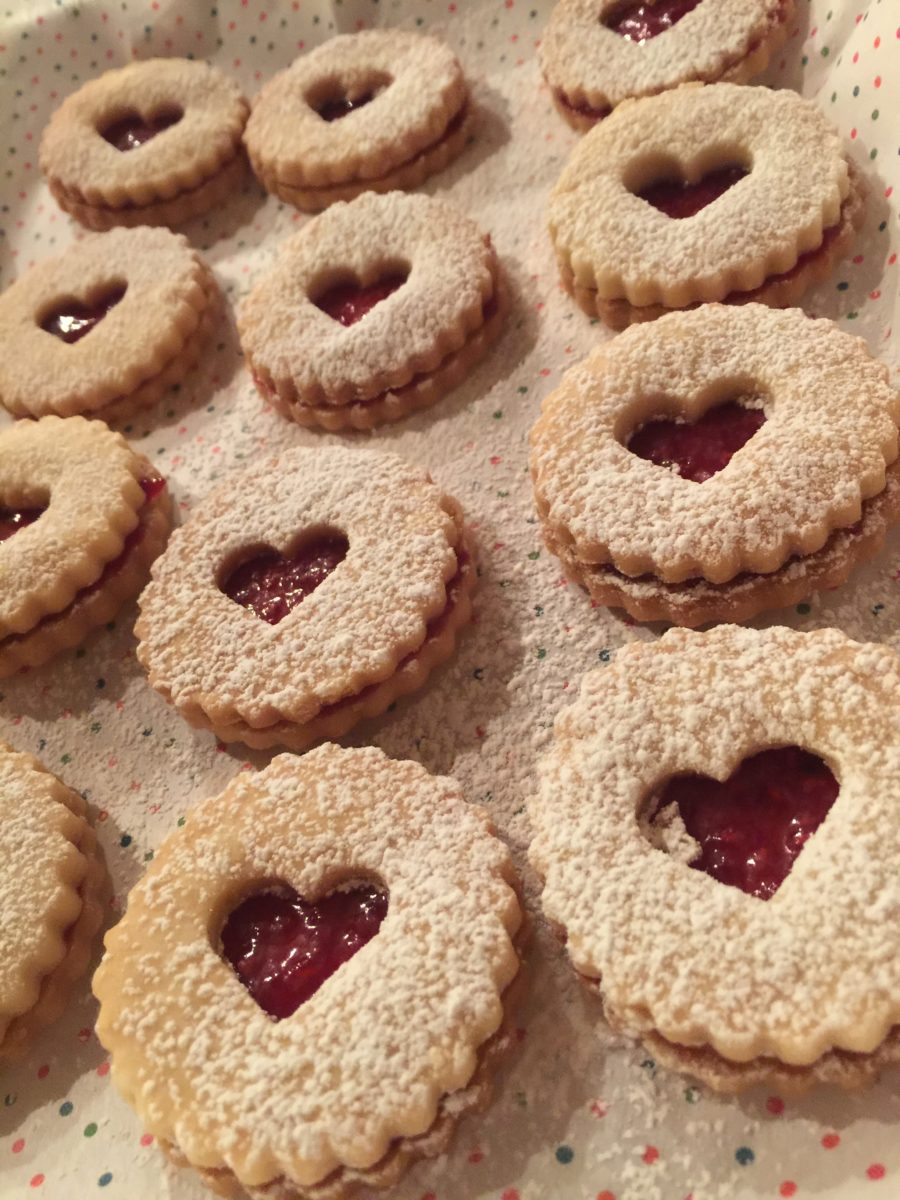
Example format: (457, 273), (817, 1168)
(531, 304), (900, 583)
(94, 744), (521, 1187)
(531, 625), (900, 1065)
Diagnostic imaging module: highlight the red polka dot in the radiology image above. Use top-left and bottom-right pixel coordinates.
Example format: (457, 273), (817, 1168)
(822, 1133), (840, 1149)
(139, 1133), (154, 1147)
(597, 1193), (617, 1200)
(643, 1145), (659, 1165)
(867, 1165), (886, 1181)
(502, 1191), (521, 1200)
(36, 1064), (49, 1079)
(767, 1095), (785, 1115)
(12, 1138), (24, 1154)
(467, 1148), (483, 1164)
(780, 1184), (797, 1198)
(873, 35), (880, 47)
(96, 1061), (110, 1077)
(874, 76), (882, 88)
(850, 128), (858, 140)
(29, 1177), (44, 1189)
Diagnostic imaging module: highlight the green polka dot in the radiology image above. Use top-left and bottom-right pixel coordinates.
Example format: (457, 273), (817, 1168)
(872, 109), (879, 120)
(59, 1101), (73, 1116)
(555, 1145), (575, 1164)
(84, 1122), (98, 1137)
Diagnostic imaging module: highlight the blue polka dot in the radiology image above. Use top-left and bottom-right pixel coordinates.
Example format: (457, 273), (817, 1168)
(555, 1144), (575, 1164)
(98, 1173), (113, 1187)
(59, 1100), (73, 1116)
(736, 1146), (755, 1166)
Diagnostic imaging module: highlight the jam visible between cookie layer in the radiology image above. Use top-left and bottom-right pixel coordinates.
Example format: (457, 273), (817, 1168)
(314, 275), (408, 327)
(654, 746), (838, 899)
(604, 0), (703, 42)
(628, 400), (766, 483)
(222, 534), (350, 625)
(221, 884), (388, 1019)
(637, 166), (748, 219)
(100, 108), (183, 152)
(41, 285), (127, 344)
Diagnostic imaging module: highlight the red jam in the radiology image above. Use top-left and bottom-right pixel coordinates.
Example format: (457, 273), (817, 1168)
(637, 166), (748, 219)
(0, 506), (44, 542)
(604, 0), (703, 41)
(222, 534), (349, 625)
(654, 746), (838, 899)
(221, 884), (388, 1019)
(316, 92), (376, 122)
(101, 108), (183, 152)
(41, 285), (127, 345)
(314, 275), (407, 327)
(628, 400), (765, 483)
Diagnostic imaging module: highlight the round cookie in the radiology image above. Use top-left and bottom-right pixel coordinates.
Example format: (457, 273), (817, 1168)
(530, 625), (900, 1093)
(94, 745), (524, 1197)
(542, 0), (794, 130)
(0, 226), (217, 423)
(40, 58), (248, 230)
(239, 191), (505, 430)
(136, 446), (475, 749)
(244, 30), (471, 211)
(548, 82), (864, 328)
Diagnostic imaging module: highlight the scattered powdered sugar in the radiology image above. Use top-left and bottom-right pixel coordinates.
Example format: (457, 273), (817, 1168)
(549, 83), (849, 306)
(531, 305), (900, 583)
(94, 744), (521, 1187)
(530, 625), (900, 1066)
(541, 0), (785, 109)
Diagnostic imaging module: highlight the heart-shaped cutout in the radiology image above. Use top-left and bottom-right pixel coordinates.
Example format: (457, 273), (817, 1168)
(221, 531), (349, 625)
(604, 0), (703, 42)
(314, 272), (408, 328)
(0, 504), (45, 543)
(647, 746), (838, 899)
(40, 284), (127, 345)
(100, 106), (183, 152)
(627, 399), (766, 483)
(221, 883), (388, 1019)
(637, 165), (748, 219)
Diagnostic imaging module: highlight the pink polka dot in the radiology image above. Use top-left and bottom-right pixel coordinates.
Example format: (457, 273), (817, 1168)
(874, 76), (882, 88)
(12, 1138), (25, 1154)
(139, 1133), (154, 1147)
(867, 1165), (886, 1181)
(96, 1061), (110, 1078)
(873, 35), (880, 47)
(29, 1176), (44, 1189)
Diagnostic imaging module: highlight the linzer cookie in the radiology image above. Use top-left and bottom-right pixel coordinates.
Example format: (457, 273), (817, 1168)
(239, 191), (504, 430)
(0, 742), (106, 1060)
(530, 625), (900, 1093)
(94, 746), (524, 1198)
(40, 58), (248, 230)
(548, 82), (865, 329)
(542, 0), (794, 130)
(0, 417), (172, 677)
(0, 226), (217, 423)
(530, 304), (900, 627)
(243, 30), (471, 211)
(136, 446), (475, 749)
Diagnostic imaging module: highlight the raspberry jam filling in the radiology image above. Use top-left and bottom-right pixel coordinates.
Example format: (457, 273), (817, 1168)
(221, 883), (388, 1019)
(41, 285), (127, 344)
(100, 107), (183, 152)
(604, 0), (703, 42)
(0, 505), (45, 542)
(637, 166), (748, 219)
(316, 92), (377, 122)
(222, 534), (349, 625)
(628, 400), (766, 483)
(314, 275), (408, 327)
(652, 746), (838, 899)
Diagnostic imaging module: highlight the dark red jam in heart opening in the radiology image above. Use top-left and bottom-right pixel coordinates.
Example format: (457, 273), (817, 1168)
(100, 107), (183, 152)
(604, 0), (704, 41)
(652, 746), (838, 900)
(41, 285), (127, 345)
(314, 275), (407, 327)
(0, 505), (45, 542)
(222, 534), (349, 625)
(221, 884), (388, 1019)
(628, 400), (765, 483)
(638, 166), (748, 219)
(316, 91), (376, 122)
